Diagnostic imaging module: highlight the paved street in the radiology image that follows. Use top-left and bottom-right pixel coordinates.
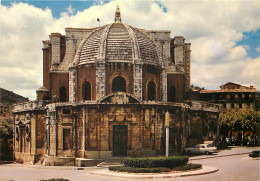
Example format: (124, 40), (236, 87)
(0, 147), (259, 181)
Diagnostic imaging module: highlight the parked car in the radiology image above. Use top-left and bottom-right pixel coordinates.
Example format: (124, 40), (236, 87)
(185, 144), (217, 155)
(218, 138), (229, 148)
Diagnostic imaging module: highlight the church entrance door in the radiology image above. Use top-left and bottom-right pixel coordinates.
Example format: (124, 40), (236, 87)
(113, 125), (127, 157)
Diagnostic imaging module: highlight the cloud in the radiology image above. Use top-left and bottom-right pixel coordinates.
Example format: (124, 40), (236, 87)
(1, 0), (260, 100)
(66, 4), (74, 15)
(256, 47), (260, 53)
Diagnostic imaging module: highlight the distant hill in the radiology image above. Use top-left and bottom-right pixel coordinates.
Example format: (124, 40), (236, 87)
(0, 88), (29, 106)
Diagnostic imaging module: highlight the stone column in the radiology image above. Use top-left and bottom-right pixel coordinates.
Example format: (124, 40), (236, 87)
(49, 113), (57, 156)
(133, 62), (142, 101)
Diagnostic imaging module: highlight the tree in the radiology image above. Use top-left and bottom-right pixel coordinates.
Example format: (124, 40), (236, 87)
(0, 118), (13, 153)
(219, 112), (239, 144)
(0, 118), (13, 140)
(242, 110), (260, 146)
(219, 110), (260, 146)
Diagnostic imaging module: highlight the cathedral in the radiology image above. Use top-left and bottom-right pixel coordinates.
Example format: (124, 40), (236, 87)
(13, 6), (219, 166)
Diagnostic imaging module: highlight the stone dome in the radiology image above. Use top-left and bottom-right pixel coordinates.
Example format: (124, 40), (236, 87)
(75, 22), (160, 66)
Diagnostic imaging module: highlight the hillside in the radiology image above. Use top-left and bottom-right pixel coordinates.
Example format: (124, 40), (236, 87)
(0, 88), (29, 106)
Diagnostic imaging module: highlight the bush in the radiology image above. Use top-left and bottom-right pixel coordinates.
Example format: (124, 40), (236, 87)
(109, 166), (171, 173)
(249, 150), (260, 158)
(123, 156), (188, 168)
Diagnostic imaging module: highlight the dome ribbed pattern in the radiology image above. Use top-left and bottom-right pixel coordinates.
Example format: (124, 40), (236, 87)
(79, 26), (106, 64)
(78, 23), (159, 65)
(132, 27), (159, 64)
(106, 23), (133, 62)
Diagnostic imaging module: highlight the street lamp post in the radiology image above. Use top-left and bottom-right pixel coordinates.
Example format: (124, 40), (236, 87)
(165, 111), (170, 157)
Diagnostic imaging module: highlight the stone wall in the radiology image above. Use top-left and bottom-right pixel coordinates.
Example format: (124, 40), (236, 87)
(77, 65), (97, 101)
(167, 73), (185, 102)
(50, 72), (69, 102)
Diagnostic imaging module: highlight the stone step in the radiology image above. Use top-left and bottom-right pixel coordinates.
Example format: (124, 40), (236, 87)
(76, 158), (104, 167)
(97, 161), (123, 168)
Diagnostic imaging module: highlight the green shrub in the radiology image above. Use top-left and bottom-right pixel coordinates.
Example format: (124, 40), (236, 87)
(109, 166), (171, 173)
(123, 156), (188, 168)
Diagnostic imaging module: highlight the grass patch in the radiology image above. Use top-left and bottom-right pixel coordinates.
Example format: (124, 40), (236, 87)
(109, 163), (202, 173)
(172, 163), (202, 171)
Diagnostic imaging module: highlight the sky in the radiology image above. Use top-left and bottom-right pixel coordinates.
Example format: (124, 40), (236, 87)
(0, 0), (260, 100)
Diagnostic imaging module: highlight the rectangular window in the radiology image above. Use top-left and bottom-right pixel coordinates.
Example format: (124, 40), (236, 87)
(62, 108), (71, 115)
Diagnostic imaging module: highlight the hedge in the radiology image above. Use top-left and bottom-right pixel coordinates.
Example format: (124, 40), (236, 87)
(123, 156), (189, 168)
(109, 163), (202, 173)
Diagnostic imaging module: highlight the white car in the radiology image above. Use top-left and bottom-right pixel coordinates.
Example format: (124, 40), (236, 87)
(185, 144), (217, 155)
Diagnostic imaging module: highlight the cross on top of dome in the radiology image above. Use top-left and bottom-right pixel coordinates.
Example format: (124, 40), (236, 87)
(115, 5), (121, 23)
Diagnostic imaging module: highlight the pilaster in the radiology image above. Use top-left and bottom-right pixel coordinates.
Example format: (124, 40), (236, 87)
(69, 67), (77, 102)
(161, 69), (167, 102)
(96, 59), (106, 100)
(133, 62), (143, 100)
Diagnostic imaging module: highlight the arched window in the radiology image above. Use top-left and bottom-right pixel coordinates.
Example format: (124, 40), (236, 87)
(60, 86), (66, 102)
(168, 86), (176, 102)
(147, 81), (156, 101)
(82, 81), (91, 100)
(112, 76), (126, 92)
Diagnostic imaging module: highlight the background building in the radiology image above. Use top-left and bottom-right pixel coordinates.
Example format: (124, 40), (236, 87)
(200, 82), (260, 112)
(200, 82), (260, 145)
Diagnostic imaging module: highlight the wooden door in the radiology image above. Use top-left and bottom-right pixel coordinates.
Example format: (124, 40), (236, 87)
(113, 125), (127, 157)
(63, 128), (71, 150)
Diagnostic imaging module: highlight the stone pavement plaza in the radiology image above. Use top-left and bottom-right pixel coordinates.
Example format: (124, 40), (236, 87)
(0, 147), (259, 181)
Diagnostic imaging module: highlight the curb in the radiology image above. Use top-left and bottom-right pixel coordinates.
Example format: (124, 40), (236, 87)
(89, 166), (219, 179)
(189, 152), (251, 161)
(0, 164), (99, 170)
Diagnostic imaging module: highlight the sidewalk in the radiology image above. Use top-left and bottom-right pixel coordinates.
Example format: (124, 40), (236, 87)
(1, 146), (258, 179)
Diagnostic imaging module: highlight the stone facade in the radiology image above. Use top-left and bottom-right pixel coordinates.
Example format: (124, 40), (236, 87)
(13, 6), (219, 166)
